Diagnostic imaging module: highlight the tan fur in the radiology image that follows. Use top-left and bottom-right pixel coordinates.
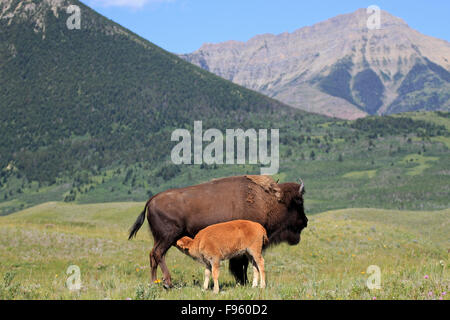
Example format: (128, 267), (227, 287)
(245, 175), (282, 201)
(176, 220), (268, 293)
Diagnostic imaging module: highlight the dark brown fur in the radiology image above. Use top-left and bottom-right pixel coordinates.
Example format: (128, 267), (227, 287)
(128, 175), (307, 287)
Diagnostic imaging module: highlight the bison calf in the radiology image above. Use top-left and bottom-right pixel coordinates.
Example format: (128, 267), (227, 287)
(175, 220), (268, 293)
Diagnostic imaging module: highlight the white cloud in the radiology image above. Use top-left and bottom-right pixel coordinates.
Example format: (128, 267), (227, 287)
(87, 0), (173, 9)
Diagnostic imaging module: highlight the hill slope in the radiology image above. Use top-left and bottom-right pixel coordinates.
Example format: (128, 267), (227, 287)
(181, 9), (450, 119)
(0, 111), (449, 216)
(0, 0), (302, 183)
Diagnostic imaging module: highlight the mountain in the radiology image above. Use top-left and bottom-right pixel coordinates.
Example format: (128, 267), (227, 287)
(0, 0), (303, 184)
(181, 9), (450, 119)
(0, 1), (449, 217)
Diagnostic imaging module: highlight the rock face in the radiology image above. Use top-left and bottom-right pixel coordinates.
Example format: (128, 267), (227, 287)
(181, 9), (450, 119)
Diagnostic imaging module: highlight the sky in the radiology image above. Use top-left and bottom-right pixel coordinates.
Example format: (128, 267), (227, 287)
(83, 0), (450, 54)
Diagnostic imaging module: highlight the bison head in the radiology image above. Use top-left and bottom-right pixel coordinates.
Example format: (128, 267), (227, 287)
(175, 236), (194, 255)
(270, 179), (308, 246)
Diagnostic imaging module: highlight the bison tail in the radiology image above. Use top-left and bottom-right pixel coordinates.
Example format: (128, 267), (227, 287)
(263, 233), (269, 247)
(128, 199), (151, 240)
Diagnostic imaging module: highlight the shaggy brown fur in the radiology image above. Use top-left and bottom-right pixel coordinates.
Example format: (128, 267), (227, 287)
(129, 175), (307, 288)
(176, 220), (268, 293)
(245, 175), (282, 201)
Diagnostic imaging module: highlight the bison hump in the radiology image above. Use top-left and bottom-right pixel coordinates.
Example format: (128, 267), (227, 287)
(245, 175), (282, 202)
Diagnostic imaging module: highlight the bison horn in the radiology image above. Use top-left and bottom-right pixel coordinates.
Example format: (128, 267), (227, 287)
(298, 178), (305, 194)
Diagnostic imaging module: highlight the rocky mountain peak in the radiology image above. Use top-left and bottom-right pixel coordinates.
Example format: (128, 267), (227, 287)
(181, 9), (450, 119)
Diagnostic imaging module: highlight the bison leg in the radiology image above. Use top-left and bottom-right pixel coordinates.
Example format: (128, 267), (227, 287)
(203, 267), (211, 291)
(229, 255), (249, 285)
(254, 255), (266, 289)
(149, 240), (173, 288)
(212, 260), (220, 294)
(159, 254), (172, 288)
(149, 244), (160, 283)
(248, 248), (266, 289)
(251, 261), (259, 288)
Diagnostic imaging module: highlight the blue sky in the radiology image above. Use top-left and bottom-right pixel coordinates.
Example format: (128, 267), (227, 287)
(83, 0), (450, 54)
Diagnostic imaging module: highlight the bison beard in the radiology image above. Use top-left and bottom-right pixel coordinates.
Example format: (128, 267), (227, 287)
(128, 175), (307, 288)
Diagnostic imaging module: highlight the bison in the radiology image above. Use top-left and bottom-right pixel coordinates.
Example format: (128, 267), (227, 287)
(128, 175), (307, 288)
(175, 220), (268, 293)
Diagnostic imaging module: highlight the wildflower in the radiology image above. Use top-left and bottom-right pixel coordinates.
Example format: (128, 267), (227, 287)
(136, 268), (140, 272)
(361, 271), (366, 274)
(372, 297), (377, 300)
(125, 297), (132, 300)
(428, 291), (433, 297)
(442, 292), (447, 296)
(439, 296), (443, 300)
(424, 275), (429, 279)
(154, 279), (162, 284)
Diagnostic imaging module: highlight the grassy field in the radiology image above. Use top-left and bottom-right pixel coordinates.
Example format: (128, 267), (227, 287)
(0, 202), (448, 300)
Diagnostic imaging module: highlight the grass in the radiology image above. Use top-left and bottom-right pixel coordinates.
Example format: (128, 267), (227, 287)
(399, 154), (439, 176)
(430, 136), (450, 148)
(0, 202), (448, 300)
(343, 170), (377, 179)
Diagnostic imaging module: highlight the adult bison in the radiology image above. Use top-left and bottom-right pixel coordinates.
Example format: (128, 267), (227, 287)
(128, 175), (307, 288)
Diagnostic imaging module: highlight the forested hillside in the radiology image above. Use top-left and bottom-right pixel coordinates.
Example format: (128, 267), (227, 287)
(0, 0), (298, 183)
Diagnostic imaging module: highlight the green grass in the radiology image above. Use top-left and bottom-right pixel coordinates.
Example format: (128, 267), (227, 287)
(399, 154), (439, 176)
(343, 170), (377, 179)
(0, 202), (448, 300)
(430, 136), (450, 148)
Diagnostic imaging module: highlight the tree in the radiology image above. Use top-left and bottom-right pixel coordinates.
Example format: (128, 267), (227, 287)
(64, 192), (76, 202)
(285, 149), (293, 157)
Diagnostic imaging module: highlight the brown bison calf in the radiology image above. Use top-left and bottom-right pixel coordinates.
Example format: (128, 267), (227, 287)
(175, 220), (268, 293)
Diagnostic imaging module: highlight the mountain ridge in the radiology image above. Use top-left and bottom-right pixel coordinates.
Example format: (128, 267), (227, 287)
(181, 8), (450, 119)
